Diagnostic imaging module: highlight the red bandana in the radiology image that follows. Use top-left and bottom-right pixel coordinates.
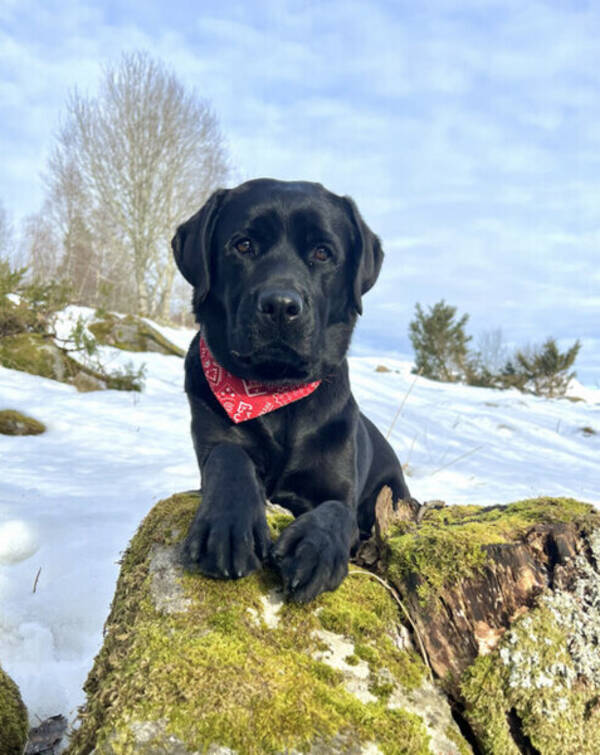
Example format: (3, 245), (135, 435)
(199, 337), (321, 423)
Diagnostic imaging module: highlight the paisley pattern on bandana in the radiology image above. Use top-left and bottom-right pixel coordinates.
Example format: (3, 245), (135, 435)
(199, 337), (321, 423)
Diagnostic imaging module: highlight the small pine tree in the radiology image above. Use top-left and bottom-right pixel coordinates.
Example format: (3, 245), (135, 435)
(497, 359), (529, 392)
(409, 300), (472, 382)
(0, 259), (27, 298)
(514, 338), (581, 397)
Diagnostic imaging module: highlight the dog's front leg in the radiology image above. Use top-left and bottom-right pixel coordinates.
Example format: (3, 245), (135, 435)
(271, 501), (358, 603)
(183, 443), (270, 579)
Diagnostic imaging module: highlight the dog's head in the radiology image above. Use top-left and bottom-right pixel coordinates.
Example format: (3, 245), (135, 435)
(172, 178), (383, 383)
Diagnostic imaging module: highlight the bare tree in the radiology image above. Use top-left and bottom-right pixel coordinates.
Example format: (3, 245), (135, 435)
(20, 206), (61, 279)
(46, 51), (229, 317)
(0, 200), (14, 261)
(474, 328), (509, 376)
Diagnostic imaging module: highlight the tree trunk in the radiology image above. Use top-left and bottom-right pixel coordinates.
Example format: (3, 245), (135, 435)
(134, 256), (150, 316)
(155, 254), (176, 321)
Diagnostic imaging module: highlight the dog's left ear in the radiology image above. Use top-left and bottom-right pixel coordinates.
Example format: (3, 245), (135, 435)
(343, 196), (384, 315)
(171, 189), (228, 300)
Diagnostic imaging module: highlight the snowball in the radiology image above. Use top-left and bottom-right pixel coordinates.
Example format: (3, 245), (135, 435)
(0, 520), (39, 564)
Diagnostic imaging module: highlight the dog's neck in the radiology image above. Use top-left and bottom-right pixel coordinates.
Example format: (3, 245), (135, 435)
(199, 337), (321, 424)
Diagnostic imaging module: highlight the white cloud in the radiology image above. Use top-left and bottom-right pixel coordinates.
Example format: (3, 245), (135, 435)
(0, 0), (598, 381)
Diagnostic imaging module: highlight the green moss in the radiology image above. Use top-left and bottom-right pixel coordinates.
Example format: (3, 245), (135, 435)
(67, 493), (439, 754)
(0, 408), (46, 435)
(386, 497), (597, 605)
(461, 653), (517, 755)
(369, 668), (396, 700)
(88, 314), (185, 357)
(266, 508), (295, 539)
(317, 571), (425, 694)
(444, 723), (472, 755)
(355, 642), (380, 666)
(0, 332), (69, 380)
(461, 602), (600, 754)
(0, 664), (28, 755)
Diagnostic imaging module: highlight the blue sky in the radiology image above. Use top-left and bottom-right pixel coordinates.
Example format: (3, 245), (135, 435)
(1, 0), (599, 385)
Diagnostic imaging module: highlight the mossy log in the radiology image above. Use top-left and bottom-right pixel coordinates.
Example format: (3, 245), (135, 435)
(0, 408), (46, 435)
(0, 663), (28, 755)
(67, 494), (468, 755)
(373, 497), (600, 753)
(88, 314), (185, 357)
(69, 494), (599, 754)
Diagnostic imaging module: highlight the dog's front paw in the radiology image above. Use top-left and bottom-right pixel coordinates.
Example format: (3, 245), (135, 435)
(271, 501), (356, 603)
(182, 503), (270, 580)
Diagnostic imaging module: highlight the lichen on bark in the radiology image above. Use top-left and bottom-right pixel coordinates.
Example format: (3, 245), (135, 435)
(460, 528), (600, 754)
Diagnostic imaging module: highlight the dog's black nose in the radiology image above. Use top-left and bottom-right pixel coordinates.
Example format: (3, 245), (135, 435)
(257, 289), (303, 322)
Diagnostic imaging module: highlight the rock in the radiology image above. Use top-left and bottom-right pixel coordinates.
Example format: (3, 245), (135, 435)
(0, 663), (28, 755)
(383, 497), (600, 753)
(72, 371), (107, 393)
(67, 494), (469, 755)
(0, 408), (46, 435)
(0, 331), (137, 392)
(88, 313), (185, 357)
(0, 332), (74, 381)
(25, 714), (68, 754)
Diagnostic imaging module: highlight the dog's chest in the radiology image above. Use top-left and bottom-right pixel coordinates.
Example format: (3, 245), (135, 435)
(255, 404), (355, 512)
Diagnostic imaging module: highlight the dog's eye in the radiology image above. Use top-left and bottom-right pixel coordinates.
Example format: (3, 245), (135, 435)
(311, 246), (331, 262)
(234, 238), (254, 255)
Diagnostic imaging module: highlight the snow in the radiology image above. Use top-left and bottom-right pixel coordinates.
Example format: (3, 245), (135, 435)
(0, 314), (599, 731)
(0, 520), (39, 565)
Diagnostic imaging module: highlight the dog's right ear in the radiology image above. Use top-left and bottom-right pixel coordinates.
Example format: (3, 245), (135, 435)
(342, 196), (384, 316)
(171, 189), (228, 301)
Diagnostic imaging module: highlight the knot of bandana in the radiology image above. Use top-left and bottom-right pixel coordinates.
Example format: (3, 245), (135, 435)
(199, 337), (321, 423)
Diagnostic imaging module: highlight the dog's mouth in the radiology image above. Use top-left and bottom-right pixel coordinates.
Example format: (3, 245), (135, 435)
(230, 342), (313, 383)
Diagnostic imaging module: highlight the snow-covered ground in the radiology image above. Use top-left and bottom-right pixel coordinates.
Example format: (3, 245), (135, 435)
(0, 309), (598, 730)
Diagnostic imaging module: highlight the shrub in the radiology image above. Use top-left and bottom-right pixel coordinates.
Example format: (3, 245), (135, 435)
(1, 259), (145, 391)
(408, 299), (581, 398)
(467, 340), (581, 397)
(1, 259), (71, 337)
(408, 300), (471, 382)
(513, 338), (581, 398)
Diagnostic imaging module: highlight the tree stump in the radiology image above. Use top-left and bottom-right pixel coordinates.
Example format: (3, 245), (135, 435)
(373, 496), (600, 754)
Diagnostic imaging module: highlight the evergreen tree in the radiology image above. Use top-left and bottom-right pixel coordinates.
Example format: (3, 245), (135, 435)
(514, 338), (581, 397)
(497, 359), (528, 392)
(409, 300), (471, 382)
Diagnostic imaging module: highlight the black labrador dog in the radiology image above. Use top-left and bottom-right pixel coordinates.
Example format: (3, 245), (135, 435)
(172, 178), (409, 602)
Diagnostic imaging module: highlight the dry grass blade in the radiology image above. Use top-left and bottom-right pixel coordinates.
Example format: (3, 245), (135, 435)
(430, 444), (485, 476)
(32, 567), (42, 594)
(386, 369), (422, 440)
(348, 569), (434, 683)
